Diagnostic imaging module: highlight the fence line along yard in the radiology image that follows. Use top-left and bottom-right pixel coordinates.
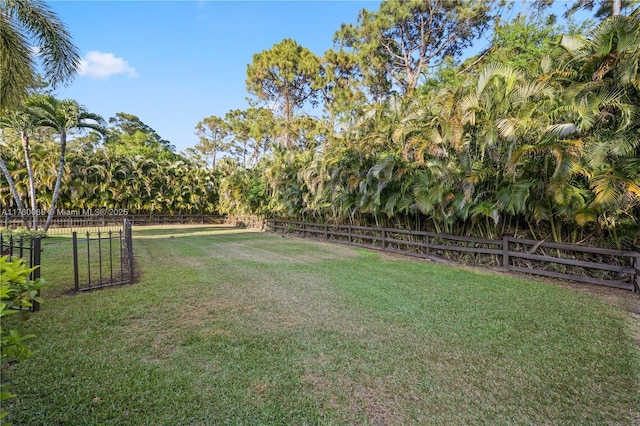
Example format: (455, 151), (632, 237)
(267, 219), (640, 292)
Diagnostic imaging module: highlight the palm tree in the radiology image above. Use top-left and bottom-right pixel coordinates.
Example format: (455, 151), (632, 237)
(0, 137), (29, 227)
(558, 12), (640, 245)
(0, 0), (80, 113)
(0, 108), (40, 228)
(27, 95), (105, 231)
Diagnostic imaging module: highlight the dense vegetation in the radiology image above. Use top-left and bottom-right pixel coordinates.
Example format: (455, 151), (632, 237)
(1, 112), (218, 217)
(1, 1), (639, 247)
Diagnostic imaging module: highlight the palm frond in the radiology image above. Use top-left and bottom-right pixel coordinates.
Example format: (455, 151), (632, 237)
(13, 0), (80, 87)
(0, 12), (35, 111)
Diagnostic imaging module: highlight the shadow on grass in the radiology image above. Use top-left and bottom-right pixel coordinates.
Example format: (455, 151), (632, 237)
(133, 225), (264, 239)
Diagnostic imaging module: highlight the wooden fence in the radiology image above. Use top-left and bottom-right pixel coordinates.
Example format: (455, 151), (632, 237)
(267, 220), (640, 292)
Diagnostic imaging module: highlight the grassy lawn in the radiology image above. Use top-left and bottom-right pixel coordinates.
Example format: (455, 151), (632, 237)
(3, 225), (639, 425)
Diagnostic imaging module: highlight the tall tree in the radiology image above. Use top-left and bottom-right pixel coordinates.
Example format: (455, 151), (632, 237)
(225, 108), (277, 166)
(565, 0), (634, 19)
(194, 115), (231, 168)
(0, 108), (39, 228)
(0, 139), (28, 226)
(0, 0), (80, 113)
(486, 3), (562, 71)
(246, 38), (322, 148)
(107, 112), (175, 151)
(334, 0), (495, 99)
(105, 112), (178, 160)
(319, 48), (367, 131)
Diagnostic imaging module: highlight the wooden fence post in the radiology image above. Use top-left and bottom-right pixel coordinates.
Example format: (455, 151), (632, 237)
(634, 249), (640, 293)
(348, 224), (352, 244)
(381, 228), (386, 250)
(424, 234), (430, 257)
(502, 236), (510, 269)
(324, 224), (328, 240)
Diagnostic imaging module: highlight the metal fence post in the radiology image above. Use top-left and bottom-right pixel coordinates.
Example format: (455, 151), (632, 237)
(126, 220), (134, 283)
(31, 237), (41, 312)
(72, 231), (79, 291)
(86, 232), (91, 287)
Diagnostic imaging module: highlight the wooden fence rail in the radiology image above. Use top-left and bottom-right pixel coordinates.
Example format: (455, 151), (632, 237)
(267, 219), (640, 292)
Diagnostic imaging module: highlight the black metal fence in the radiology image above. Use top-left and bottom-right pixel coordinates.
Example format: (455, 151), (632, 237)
(72, 219), (134, 292)
(267, 219), (640, 292)
(0, 234), (42, 311)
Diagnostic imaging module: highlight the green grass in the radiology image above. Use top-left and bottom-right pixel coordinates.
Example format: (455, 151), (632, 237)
(4, 225), (640, 425)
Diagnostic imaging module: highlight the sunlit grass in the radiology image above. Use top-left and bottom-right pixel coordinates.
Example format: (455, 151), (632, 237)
(4, 225), (639, 425)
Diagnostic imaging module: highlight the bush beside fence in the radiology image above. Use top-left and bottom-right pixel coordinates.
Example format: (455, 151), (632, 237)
(0, 234), (42, 311)
(267, 220), (640, 292)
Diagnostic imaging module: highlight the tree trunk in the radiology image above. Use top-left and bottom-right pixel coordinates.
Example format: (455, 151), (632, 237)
(44, 130), (67, 231)
(0, 152), (30, 228)
(284, 92), (293, 148)
(612, 0), (621, 16)
(22, 132), (38, 230)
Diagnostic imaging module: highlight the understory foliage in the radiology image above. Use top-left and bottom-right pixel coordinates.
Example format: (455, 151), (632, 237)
(0, 256), (45, 422)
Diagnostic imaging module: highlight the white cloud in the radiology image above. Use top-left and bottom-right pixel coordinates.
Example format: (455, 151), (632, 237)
(78, 51), (138, 79)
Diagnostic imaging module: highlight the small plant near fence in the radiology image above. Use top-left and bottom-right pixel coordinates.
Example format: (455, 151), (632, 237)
(72, 220), (134, 292)
(0, 228), (47, 240)
(0, 256), (45, 422)
(0, 234), (42, 312)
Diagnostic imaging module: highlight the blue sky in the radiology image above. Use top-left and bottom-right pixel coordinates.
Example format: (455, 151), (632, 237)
(47, 0), (381, 152)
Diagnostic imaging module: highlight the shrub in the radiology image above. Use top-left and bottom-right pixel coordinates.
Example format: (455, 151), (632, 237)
(1, 228), (47, 240)
(0, 256), (45, 422)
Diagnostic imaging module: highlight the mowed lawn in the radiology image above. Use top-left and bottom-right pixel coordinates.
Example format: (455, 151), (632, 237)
(4, 225), (640, 425)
